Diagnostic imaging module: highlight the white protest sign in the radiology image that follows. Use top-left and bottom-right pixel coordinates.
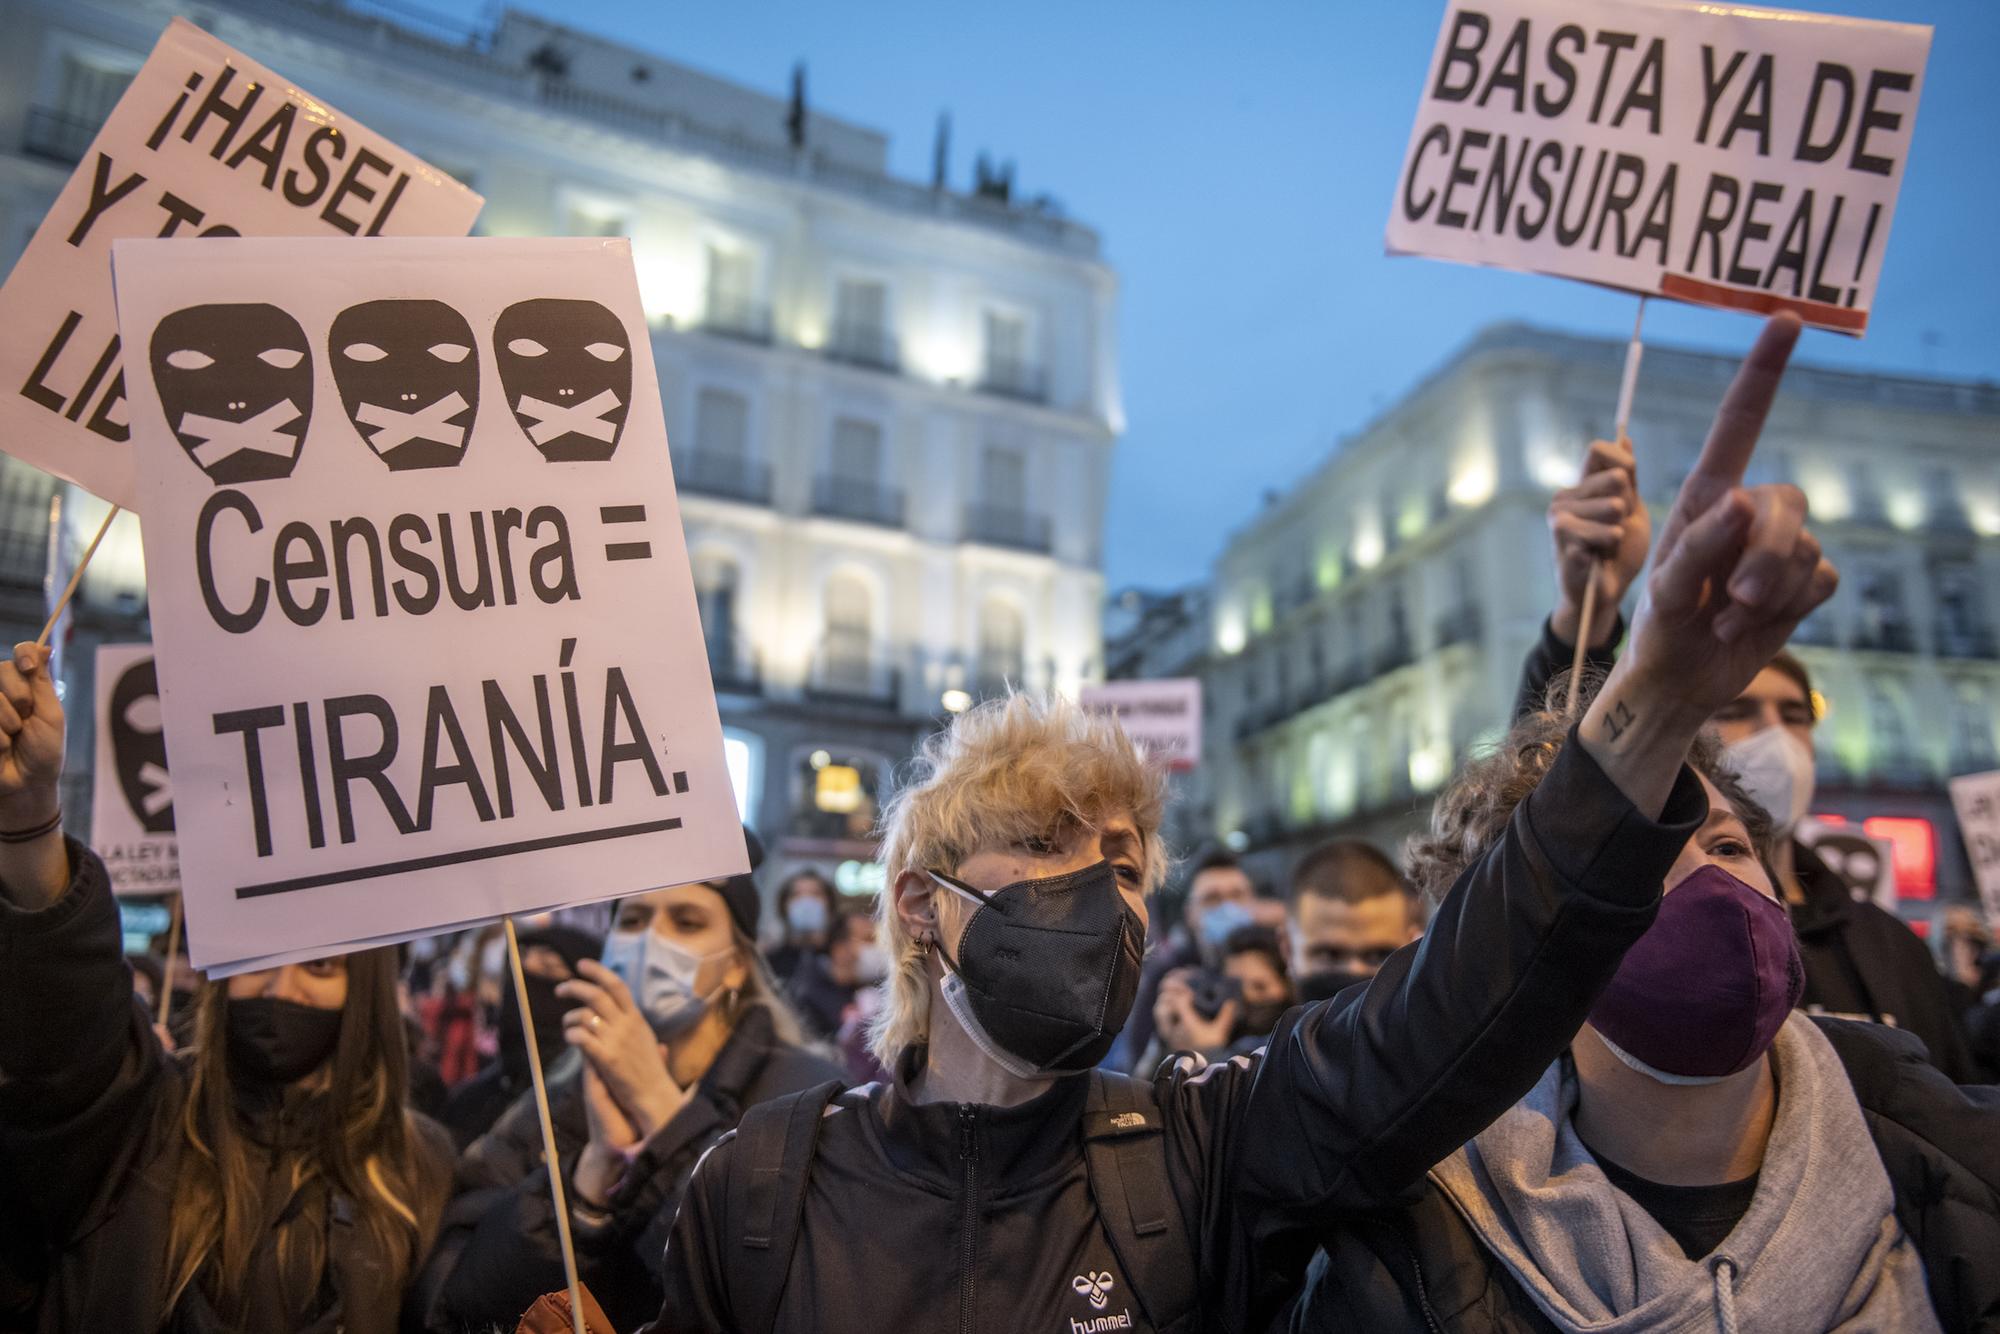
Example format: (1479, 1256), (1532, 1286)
(0, 17), (483, 508)
(1080, 678), (1202, 771)
(1387, 0), (1931, 334)
(1949, 772), (2000, 930)
(1797, 814), (1897, 915)
(89, 643), (180, 896)
(113, 236), (743, 974)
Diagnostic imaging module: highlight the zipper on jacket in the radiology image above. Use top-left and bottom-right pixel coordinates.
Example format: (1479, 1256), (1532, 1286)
(1394, 1225), (1447, 1334)
(957, 1104), (980, 1334)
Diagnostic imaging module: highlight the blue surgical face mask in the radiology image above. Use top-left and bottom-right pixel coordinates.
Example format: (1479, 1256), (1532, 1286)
(1197, 900), (1255, 953)
(600, 930), (733, 1039)
(786, 895), (830, 937)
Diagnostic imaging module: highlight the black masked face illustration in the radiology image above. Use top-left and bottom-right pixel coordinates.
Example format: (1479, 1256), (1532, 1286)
(330, 300), (479, 470)
(1810, 832), (1886, 899)
(149, 304), (312, 484)
(494, 299), (630, 461)
(109, 657), (173, 834)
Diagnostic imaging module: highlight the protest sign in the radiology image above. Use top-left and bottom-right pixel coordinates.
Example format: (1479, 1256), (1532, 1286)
(1387, 0), (1931, 334)
(0, 18), (482, 508)
(90, 643), (180, 896)
(1080, 678), (1202, 770)
(114, 236), (744, 974)
(1949, 771), (2000, 930)
(1797, 814), (1897, 915)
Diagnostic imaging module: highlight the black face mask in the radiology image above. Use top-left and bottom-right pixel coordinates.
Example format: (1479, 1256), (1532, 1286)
(1296, 964), (1376, 1006)
(226, 996), (343, 1085)
(1233, 999), (1293, 1042)
(931, 860), (1143, 1077)
(497, 972), (572, 1081)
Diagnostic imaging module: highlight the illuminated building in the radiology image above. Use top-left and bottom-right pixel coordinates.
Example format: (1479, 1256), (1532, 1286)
(1205, 323), (2000, 913)
(0, 0), (1119, 877)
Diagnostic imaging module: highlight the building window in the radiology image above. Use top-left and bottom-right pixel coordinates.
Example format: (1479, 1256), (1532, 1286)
(980, 309), (1044, 402)
(677, 388), (767, 504)
(1864, 677), (1922, 782)
(702, 243), (768, 341)
(1854, 564), (1912, 653)
(830, 417), (883, 483)
(812, 573), (891, 702)
(1934, 562), (1994, 659)
(1950, 684), (2000, 775)
(976, 599), (1025, 698)
(27, 52), (134, 163)
(815, 417), (902, 527)
(793, 746), (886, 842)
(696, 388), (748, 457)
(694, 551), (751, 689)
(558, 193), (629, 237)
(829, 277), (896, 370)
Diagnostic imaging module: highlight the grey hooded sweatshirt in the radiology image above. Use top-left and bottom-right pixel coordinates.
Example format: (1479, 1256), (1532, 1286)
(1431, 1013), (1939, 1334)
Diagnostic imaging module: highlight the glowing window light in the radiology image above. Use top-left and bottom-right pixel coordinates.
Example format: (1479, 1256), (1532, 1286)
(1353, 519), (1385, 571)
(1448, 455), (1496, 508)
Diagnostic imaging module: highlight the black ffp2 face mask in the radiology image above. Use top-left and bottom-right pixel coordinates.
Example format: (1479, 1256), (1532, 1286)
(931, 860), (1143, 1077)
(226, 996), (343, 1086)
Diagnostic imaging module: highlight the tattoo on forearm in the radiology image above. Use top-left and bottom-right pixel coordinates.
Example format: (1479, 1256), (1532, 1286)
(1604, 700), (1635, 742)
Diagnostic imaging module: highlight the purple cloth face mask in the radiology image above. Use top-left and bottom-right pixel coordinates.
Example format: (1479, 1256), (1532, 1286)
(1588, 864), (1804, 1080)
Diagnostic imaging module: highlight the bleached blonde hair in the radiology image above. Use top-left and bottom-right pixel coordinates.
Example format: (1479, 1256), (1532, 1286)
(867, 692), (1169, 1064)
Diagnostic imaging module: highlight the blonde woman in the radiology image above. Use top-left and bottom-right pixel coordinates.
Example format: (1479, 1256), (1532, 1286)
(0, 645), (454, 1333)
(637, 313), (1836, 1334)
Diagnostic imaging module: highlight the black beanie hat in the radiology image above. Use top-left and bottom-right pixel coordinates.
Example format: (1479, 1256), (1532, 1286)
(709, 826), (765, 941)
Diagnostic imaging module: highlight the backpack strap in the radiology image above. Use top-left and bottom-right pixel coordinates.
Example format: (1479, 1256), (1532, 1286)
(1082, 1070), (1199, 1333)
(724, 1078), (844, 1332)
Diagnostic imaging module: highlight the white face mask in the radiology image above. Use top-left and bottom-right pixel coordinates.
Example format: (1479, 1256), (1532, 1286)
(600, 930), (733, 1038)
(1722, 725), (1815, 837)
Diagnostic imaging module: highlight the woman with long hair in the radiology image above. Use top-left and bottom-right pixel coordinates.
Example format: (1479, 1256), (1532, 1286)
(0, 643), (455, 1333)
(413, 860), (844, 1333)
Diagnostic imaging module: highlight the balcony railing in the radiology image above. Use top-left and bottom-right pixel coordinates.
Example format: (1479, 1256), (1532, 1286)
(974, 652), (1024, 700)
(704, 633), (761, 695)
(812, 475), (905, 528)
(1852, 620), (1917, 654)
(1372, 632), (1415, 676)
(807, 636), (900, 707)
(977, 357), (1048, 404)
(698, 290), (773, 344)
(1935, 625), (2000, 660)
(1790, 615), (1841, 648)
(963, 504), (1052, 554)
(1432, 604), (1484, 650)
(675, 451), (771, 505)
(0, 471), (57, 590)
(22, 106), (100, 165)
(824, 322), (900, 372)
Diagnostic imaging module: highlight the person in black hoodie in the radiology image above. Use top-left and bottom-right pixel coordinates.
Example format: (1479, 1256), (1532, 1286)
(413, 859), (843, 1332)
(0, 644), (455, 1334)
(1297, 707), (2000, 1333)
(1517, 417), (1977, 1081)
(642, 316), (1838, 1334)
(438, 922), (601, 1148)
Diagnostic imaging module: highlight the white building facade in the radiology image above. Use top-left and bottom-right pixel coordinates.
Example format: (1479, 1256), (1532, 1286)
(0, 0), (1120, 872)
(1206, 323), (2000, 914)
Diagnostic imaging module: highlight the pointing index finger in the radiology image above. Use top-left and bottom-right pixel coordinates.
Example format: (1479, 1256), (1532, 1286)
(1689, 313), (1801, 494)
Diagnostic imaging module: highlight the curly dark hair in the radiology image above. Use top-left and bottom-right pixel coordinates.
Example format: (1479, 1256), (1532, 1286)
(1405, 673), (1776, 907)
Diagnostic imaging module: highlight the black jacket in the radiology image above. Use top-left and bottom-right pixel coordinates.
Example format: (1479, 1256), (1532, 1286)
(0, 843), (456, 1334)
(643, 737), (1705, 1334)
(1515, 616), (1978, 1081)
(1294, 1018), (2000, 1333)
(415, 1004), (843, 1332)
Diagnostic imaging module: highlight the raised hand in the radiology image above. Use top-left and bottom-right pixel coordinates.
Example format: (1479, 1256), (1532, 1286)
(0, 643), (64, 817)
(1550, 437), (1651, 649)
(1579, 314), (1837, 815)
(559, 958), (688, 1139)
(1622, 314), (1835, 712)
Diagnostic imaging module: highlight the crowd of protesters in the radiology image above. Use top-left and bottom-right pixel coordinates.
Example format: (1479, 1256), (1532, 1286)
(2, 314), (1998, 1332)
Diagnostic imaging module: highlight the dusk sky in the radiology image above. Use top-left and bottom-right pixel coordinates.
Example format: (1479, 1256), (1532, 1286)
(414, 0), (1998, 591)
